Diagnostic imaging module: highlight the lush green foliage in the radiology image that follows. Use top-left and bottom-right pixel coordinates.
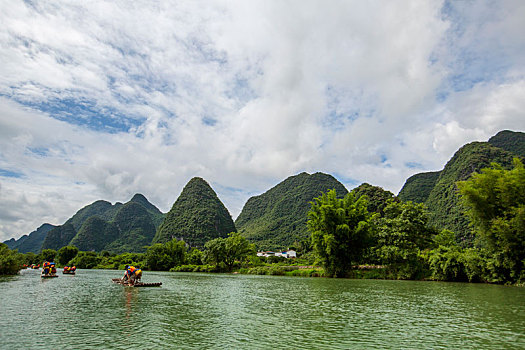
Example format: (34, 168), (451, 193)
(186, 248), (203, 265)
(0, 243), (21, 275)
(68, 251), (101, 269)
(42, 224), (77, 251)
(397, 171), (440, 204)
(488, 130), (525, 157)
(308, 189), (371, 277)
(372, 200), (435, 279)
(56, 246), (79, 266)
(203, 232), (256, 271)
(70, 216), (119, 251)
(351, 183), (397, 215)
(154, 177), (236, 248)
(236, 172), (348, 250)
(104, 202), (158, 253)
(146, 239), (187, 271)
(40, 249), (57, 262)
(398, 136), (521, 246)
(457, 158), (525, 283)
(94, 252), (146, 270)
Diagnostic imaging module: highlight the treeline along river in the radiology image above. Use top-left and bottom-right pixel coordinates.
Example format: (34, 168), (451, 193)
(1, 269), (524, 349)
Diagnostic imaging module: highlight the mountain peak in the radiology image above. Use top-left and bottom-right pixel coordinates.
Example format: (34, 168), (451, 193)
(235, 171), (348, 250)
(152, 177), (235, 248)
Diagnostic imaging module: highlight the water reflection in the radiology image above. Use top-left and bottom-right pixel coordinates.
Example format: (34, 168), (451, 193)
(0, 270), (523, 349)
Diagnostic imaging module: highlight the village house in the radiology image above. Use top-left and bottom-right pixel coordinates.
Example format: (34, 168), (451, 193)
(257, 250), (297, 258)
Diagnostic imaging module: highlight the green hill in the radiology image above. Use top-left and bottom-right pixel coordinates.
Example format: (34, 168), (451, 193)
(397, 171), (440, 204)
(488, 130), (525, 157)
(398, 130), (524, 245)
(40, 193), (165, 253)
(3, 223), (56, 254)
(40, 223), (77, 251)
(104, 201), (158, 253)
(65, 200), (115, 231)
(69, 216), (119, 251)
(129, 193), (165, 229)
(153, 177), (236, 248)
(235, 172), (348, 250)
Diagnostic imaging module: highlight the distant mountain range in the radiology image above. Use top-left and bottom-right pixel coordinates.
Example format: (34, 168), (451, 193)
(4, 223), (57, 253)
(4, 130), (524, 252)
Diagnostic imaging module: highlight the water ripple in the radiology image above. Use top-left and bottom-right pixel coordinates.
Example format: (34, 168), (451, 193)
(1, 270), (524, 349)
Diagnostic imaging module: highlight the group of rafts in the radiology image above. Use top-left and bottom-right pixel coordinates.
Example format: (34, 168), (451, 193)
(40, 261), (76, 278)
(39, 261), (161, 287)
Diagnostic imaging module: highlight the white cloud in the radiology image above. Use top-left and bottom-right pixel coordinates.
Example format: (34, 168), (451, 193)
(0, 1), (524, 241)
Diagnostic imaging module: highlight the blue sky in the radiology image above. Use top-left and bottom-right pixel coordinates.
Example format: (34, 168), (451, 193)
(1, 0), (524, 241)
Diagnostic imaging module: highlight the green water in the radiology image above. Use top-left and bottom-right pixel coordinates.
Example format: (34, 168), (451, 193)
(1, 269), (524, 349)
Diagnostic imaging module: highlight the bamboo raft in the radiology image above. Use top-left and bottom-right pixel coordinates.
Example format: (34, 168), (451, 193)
(112, 278), (162, 287)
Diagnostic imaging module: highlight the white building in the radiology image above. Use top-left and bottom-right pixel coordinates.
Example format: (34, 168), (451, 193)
(257, 250), (296, 258)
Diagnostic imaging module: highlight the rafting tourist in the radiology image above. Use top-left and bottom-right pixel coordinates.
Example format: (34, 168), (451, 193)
(122, 265), (142, 285)
(41, 262), (58, 277)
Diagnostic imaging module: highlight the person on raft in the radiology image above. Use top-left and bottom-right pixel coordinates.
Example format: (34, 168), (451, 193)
(42, 262), (57, 276)
(122, 265), (142, 285)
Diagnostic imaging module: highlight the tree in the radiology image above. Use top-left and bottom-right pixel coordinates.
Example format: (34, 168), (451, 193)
(223, 232), (256, 271)
(21, 252), (38, 265)
(56, 246), (79, 266)
(187, 248), (203, 265)
(146, 239), (186, 271)
(40, 249), (57, 263)
(0, 243), (21, 275)
(373, 200), (435, 278)
(204, 232), (255, 271)
(457, 158), (525, 283)
(68, 251), (100, 269)
(308, 190), (371, 277)
(203, 238), (225, 267)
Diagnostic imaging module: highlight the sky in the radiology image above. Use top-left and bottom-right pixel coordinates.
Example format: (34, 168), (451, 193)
(1, 0), (524, 242)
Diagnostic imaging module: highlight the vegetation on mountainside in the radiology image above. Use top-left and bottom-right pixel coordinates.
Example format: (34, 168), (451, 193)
(37, 194), (165, 253)
(42, 223), (77, 251)
(153, 177), (236, 248)
(70, 217), (119, 251)
(306, 158), (524, 284)
(397, 171), (440, 204)
(236, 172), (348, 250)
(104, 202), (158, 253)
(398, 133), (522, 246)
(6, 224), (56, 254)
(350, 183), (397, 215)
(425, 142), (516, 244)
(488, 130), (525, 157)
(66, 200), (115, 231)
(5, 130), (523, 285)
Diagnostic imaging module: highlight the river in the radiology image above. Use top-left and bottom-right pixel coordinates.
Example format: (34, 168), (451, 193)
(1, 268), (523, 349)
